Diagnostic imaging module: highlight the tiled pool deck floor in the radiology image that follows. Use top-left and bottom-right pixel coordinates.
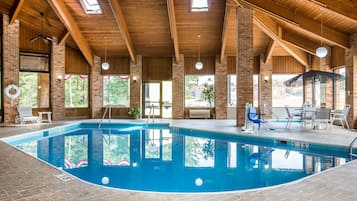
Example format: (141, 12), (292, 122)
(1, 119), (357, 201)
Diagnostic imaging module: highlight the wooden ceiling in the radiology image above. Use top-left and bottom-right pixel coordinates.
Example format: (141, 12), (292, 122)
(1, 0), (357, 66)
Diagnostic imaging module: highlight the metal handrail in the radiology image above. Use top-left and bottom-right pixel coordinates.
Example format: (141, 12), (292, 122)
(98, 105), (112, 128)
(349, 136), (357, 157)
(146, 104), (155, 128)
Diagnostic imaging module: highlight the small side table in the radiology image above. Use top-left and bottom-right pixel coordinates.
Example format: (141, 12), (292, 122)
(38, 112), (52, 123)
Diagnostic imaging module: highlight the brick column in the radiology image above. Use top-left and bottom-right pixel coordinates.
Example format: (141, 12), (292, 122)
(172, 54), (184, 119)
(51, 37), (65, 121)
(345, 34), (357, 128)
(215, 55), (227, 119)
(91, 55), (102, 118)
(2, 15), (20, 123)
(130, 55), (142, 117)
(259, 54), (272, 118)
(320, 48), (333, 108)
(236, 7), (253, 126)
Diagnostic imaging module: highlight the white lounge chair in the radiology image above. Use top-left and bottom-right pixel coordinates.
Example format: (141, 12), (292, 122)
(16, 106), (41, 124)
(332, 104), (350, 130)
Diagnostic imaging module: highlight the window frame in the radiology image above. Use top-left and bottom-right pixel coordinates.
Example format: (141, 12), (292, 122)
(190, 0), (210, 12)
(102, 74), (130, 108)
(64, 73), (90, 109)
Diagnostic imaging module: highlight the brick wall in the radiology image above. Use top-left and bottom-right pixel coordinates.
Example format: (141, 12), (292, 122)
(91, 55), (102, 118)
(215, 55), (227, 119)
(130, 55), (142, 117)
(259, 55), (272, 118)
(172, 54), (185, 119)
(2, 15), (20, 123)
(346, 34), (357, 128)
(236, 7), (253, 126)
(50, 38), (65, 121)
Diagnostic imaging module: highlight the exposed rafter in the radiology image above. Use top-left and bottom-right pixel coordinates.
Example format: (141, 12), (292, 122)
(308, 0), (357, 25)
(108, 0), (136, 64)
(47, 0), (94, 66)
(220, 4), (234, 64)
(254, 12), (308, 67)
(58, 30), (70, 46)
(264, 39), (275, 64)
(281, 28), (320, 55)
(241, 0), (349, 49)
(166, 0), (180, 64)
(9, 0), (25, 25)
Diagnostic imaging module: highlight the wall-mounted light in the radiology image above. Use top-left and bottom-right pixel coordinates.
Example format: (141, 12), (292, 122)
(56, 75), (63, 82)
(132, 76), (137, 83)
(264, 75), (269, 82)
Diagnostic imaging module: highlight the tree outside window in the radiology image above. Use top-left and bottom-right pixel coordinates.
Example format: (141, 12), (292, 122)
(65, 74), (89, 108)
(19, 72), (49, 108)
(185, 75), (215, 107)
(103, 75), (130, 107)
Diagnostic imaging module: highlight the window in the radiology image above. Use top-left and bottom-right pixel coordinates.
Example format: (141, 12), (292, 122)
(253, 75), (259, 107)
(19, 53), (50, 108)
(272, 74), (303, 107)
(79, 0), (102, 14)
(227, 75), (236, 107)
(103, 75), (130, 107)
(65, 74), (89, 108)
(191, 0), (209, 12)
(334, 68), (345, 110)
(185, 75), (214, 107)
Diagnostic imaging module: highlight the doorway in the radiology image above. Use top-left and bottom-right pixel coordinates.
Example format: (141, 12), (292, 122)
(143, 81), (172, 118)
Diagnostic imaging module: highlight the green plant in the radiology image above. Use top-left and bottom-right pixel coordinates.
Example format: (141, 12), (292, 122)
(128, 107), (140, 119)
(202, 84), (215, 109)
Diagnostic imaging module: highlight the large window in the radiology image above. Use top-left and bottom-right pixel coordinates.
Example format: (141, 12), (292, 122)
(65, 74), (89, 108)
(272, 74), (303, 107)
(103, 75), (130, 107)
(185, 75), (214, 107)
(334, 68), (345, 110)
(19, 53), (50, 108)
(227, 75), (236, 107)
(253, 75), (259, 107)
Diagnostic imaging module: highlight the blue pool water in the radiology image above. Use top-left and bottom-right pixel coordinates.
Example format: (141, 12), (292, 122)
(2, 122), (352, 192)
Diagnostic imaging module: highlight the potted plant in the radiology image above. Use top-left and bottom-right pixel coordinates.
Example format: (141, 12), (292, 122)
(128, 107), (141, 119)
(202, 84), (215, 118)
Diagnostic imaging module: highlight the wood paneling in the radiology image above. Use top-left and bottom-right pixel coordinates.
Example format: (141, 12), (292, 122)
(20, 26), (51, 53)
(185, 56), (215, 75)
(332, 46), (345, 68)
(65, 46), (90, 74)
(102, 108), (130, 118)
(227, 56), (260, 74)
(65, 108), (90, 119)
(101, 57), (130, 75)
(272, 56), (304, 73)
(142, 57), (172, 81)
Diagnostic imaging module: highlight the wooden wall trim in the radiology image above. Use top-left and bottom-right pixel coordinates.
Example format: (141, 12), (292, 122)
(185, 56), (215, 75)
(101, 57), (130, 75)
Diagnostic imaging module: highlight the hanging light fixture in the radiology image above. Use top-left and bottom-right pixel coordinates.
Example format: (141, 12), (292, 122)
(102, 36), (110, 70)
(316, 7), (328, 58)
(195, 34), (203, 70)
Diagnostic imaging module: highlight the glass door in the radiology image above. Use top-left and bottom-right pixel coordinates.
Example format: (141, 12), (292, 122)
(143, 81), (172, 118)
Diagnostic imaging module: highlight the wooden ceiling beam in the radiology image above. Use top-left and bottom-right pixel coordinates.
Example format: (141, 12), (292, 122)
(220, 5), (234, 64)
(241, 0), (349, 49)
(108, 0), (136, 64)
(167, 0), (180, 64)
(58, 30), (70, 46)
(308, 0), (357, 24)
(264, 39), (275, 64)
(9, 0), (25, 25)
(47, 0), (94, 66)
(254, 12), (308, 67)
(281, 28), (320, 55)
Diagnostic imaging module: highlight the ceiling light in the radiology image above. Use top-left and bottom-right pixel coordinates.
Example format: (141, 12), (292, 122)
(316, 7), (328, 58)
(102, 36), (109, 70)
(195, 34), (203, 70)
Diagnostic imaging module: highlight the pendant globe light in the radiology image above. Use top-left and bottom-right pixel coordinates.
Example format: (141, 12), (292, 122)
(316, 7), (328, 58)
(102, 36), (110, 70)
(195, 34), (203, 70)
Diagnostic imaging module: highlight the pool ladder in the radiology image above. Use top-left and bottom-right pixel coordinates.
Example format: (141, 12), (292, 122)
(349, 136), (357, 158)
(146, 104), (155, 128)
(98, 105), (112, 128)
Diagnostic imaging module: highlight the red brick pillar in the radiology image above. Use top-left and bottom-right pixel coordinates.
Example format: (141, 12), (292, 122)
(345, 34), (357, 128)
(259, 54), (272, 118)
(215, 55), (227, 119)
(91, 55), (102, 118)
(130, 55), (142, 117)
(51, 37), (65, 121)
(2, 15), (20, 123)
(236, 7), (253, 126)
(172, 54), (184, 119)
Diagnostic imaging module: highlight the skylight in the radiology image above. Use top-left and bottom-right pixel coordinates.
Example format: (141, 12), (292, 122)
(191, 0), (209, 12)
(79, 0), (102, 14)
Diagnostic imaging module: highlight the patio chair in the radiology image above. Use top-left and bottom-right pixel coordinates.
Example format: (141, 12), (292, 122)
(332, 104), (350, 130)
(16, 106), (41, 124)
(247, 106), (268, 130)
(284, 105), (302, 129)
(314, 108), (332, 130)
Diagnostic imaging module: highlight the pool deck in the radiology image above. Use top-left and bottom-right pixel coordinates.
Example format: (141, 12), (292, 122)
(1, 119), (357, 201)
